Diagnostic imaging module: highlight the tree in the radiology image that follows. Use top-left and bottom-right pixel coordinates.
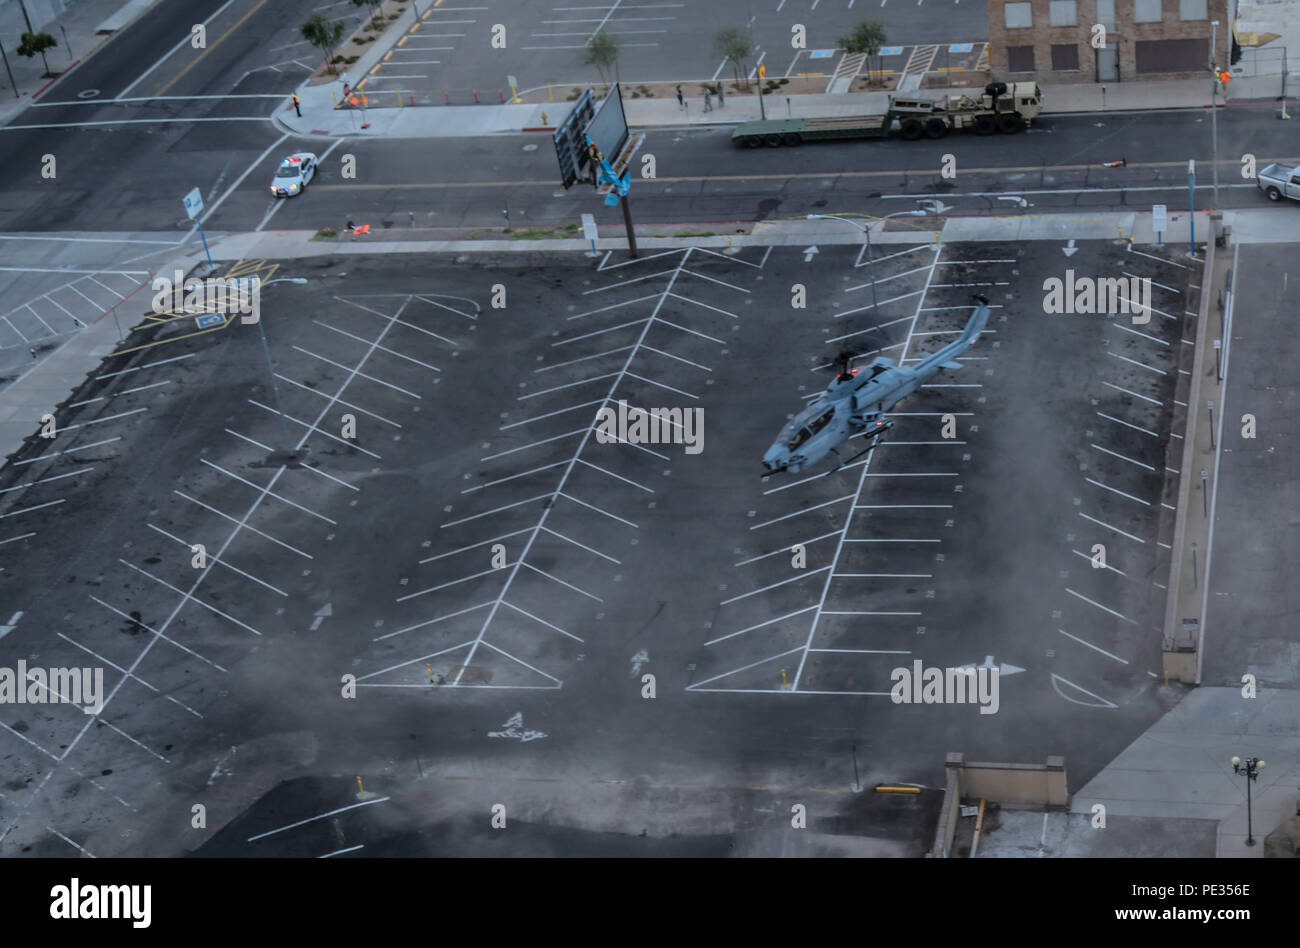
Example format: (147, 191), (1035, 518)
(302, 14), (346, 77)
(838, 20), (888, 85)
(349, 0), (383, 29)
(582, 29), (620, 89)
(713, 27), (755, 91)
(17, 32), (57, 78)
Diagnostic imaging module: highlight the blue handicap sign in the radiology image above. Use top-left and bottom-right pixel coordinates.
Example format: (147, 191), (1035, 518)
(809, 49), (834, 59)
(949, 43), (973, 53)
(879, 46), (903, 57)
(195, 313), (225, 329)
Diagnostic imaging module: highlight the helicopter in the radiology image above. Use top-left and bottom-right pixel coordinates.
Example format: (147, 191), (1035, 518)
(762, 295), (992, 474)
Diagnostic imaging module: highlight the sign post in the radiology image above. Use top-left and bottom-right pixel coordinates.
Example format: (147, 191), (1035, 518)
(183, 187), (214, 271)
(581, 213), (598, 257)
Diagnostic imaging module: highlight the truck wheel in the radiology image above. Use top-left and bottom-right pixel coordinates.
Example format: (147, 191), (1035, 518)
(764, 133), (783, 147)
(1266, 186), (1282, 201)
(924, 118), (948, 139)
(974, 114), (997, 135)
(782, 132), (802, 146)
(900, 118), (924, 140)
(744, 135), (763, 148)
(997, 112), (1024, 133)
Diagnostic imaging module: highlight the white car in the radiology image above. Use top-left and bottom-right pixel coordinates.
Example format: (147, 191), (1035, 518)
(270, 152), (317, 197)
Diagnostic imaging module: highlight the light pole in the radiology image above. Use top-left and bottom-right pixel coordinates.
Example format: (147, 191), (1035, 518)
(806, 211), (926, 328)
(1210, 21), (1221, 206)
(1231, 756), (1266, 846)
(255, 277), (307, 461)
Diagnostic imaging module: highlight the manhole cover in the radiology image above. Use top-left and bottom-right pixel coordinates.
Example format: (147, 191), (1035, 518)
(522, 143), (539, 151)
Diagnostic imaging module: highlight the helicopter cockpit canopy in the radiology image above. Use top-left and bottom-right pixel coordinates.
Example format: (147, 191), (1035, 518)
(776, 404), (834, 450)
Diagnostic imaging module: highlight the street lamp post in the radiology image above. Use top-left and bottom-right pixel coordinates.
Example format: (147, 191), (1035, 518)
(806, 211), (926, 330)
(1231, 755), (1266, 846)
(1211, 21), (1221, 207)
(255, 277), (308, 460)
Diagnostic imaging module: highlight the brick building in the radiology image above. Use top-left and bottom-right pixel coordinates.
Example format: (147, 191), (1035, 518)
(986, 0), (1231, 83)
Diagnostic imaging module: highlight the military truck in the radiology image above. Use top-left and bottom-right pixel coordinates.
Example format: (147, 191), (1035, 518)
(731, 82), (1044, 148)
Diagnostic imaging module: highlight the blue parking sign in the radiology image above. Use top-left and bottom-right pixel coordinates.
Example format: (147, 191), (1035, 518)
(196, 313), (225, 329)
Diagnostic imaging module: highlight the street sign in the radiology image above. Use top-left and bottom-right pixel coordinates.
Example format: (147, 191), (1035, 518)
(586, 83), (629, 172)
(552, 86), (596, 189)
(507, 75), (517, 88)
(1152, 204), (1167, 232)
(580, 213), (598, 242)
(183, 187), (203, 220)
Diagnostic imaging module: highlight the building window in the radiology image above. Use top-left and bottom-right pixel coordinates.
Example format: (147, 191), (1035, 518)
(1007, 45), (1035, 72)
(1049, 1), (1078, 26)
(1005, 2), (1033, 28)
(1179, 0), (1207, 19)
(1051, 44), (1081, 70)
(1134, 0), (1163, 23)
(1096, 0), (1116, 28)
(1135, 37), (1208, 73)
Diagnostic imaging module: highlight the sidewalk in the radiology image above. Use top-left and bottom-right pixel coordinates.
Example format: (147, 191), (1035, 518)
(281, 74), (1289, 140)
(0, 0), (159, 126)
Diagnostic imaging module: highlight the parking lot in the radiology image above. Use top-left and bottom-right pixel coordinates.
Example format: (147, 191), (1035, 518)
(0, 236), (1201, 855)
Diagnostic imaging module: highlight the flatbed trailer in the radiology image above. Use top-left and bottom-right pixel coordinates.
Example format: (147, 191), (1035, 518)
(731, 82), (1044, 147)
(732, 113), (892, 147)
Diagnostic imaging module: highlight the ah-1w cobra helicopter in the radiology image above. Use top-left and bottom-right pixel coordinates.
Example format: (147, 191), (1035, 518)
(762, 295), (991, 474)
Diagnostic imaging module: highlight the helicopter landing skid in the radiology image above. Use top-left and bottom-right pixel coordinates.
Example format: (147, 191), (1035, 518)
(831, 430), (889, 471)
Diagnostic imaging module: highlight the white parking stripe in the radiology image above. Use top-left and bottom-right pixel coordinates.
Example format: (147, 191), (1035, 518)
(1091, 442), (1155, 471)
(1066, 587), (1137, 625)
(173, 491), (312, 559)
(1096, 411), (1159, 437)
(1101, 380), (1161, 405)
(1079, 511), (1144, 543)
(1085, 477), (1150, 506)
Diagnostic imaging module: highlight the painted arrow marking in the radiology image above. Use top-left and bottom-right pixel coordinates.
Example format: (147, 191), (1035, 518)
(488, 711), (546, 742)
(803, 245), (819, 263)
(309, 603), (332, 631)
(630, 649), (648, 677)
(956, 654), (1025, 677)
(0, 610), (21, 640)
(1063, 238), (1078, 257)
(997, 196), (1029, 207)
(917, 199), (952, 214)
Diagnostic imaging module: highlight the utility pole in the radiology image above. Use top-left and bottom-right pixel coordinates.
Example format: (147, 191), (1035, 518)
(619, 193), (638, 258)
(0, 40), (18, 98)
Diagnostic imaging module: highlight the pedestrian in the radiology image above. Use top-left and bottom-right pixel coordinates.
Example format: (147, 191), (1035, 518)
(291, 92), (301, 117)
(703, 87), (712, 112)
(717, 82), (724, 108)
(676, 84), (684, 109)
